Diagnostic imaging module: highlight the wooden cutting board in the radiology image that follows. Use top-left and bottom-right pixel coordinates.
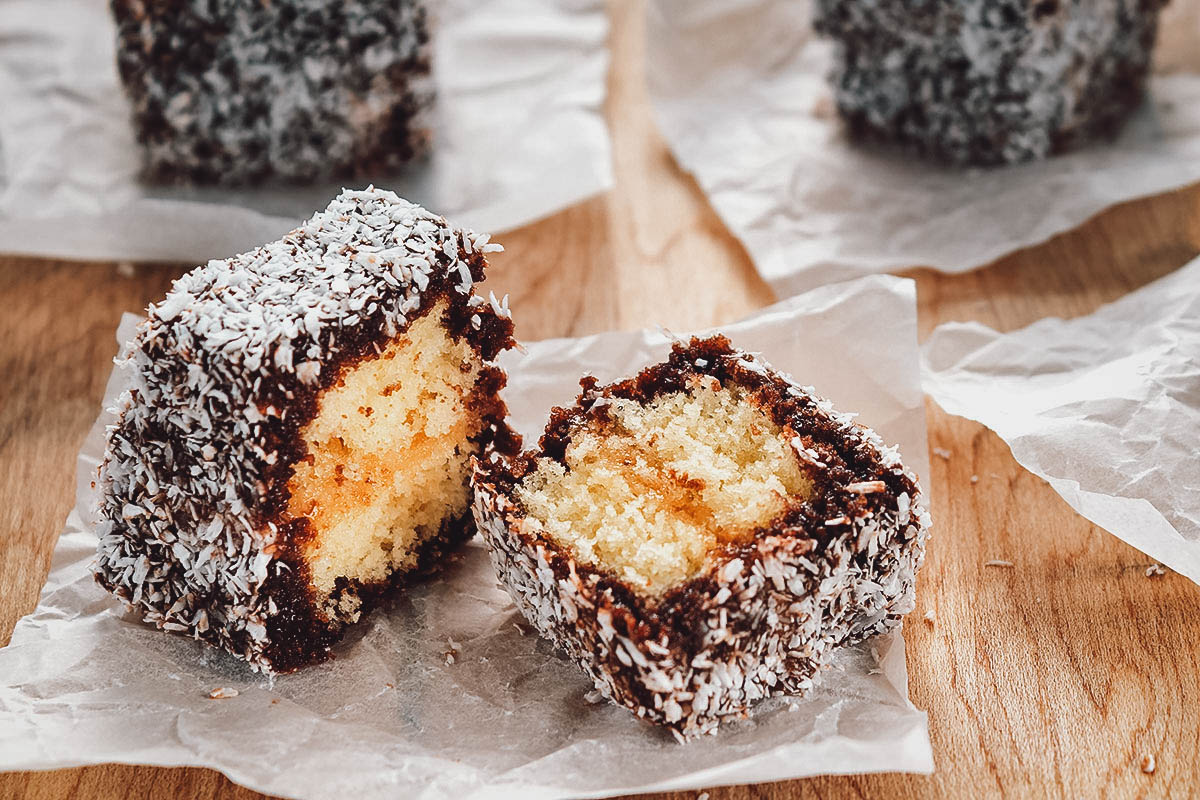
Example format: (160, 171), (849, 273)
(2, 2), (1199, 798)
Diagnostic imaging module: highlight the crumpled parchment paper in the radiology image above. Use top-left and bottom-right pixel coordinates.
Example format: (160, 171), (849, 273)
(646, 0), (1200, 296)
(923, 256), (1200, 585)
(0, 0), (612, 262)
(0, 275), (932, 799)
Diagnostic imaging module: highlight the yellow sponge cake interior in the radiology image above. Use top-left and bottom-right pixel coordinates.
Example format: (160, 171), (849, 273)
(288, 301), (486, 621)
(515, 376), (813, 595)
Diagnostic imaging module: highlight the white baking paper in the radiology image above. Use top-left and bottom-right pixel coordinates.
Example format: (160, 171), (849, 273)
(0, 0), (612, 262)
(923, 256), (1200, 585)
(646, 0), (1200, 296)
(0, 275), (932, 799)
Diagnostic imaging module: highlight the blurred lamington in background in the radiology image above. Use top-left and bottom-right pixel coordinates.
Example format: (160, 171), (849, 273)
(110, 0), (433, 184)
(813, 0), (1169, 165)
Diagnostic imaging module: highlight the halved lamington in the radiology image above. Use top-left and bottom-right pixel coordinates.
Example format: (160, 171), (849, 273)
(472, 336), (929, 739)
(96, 187), (515, 673)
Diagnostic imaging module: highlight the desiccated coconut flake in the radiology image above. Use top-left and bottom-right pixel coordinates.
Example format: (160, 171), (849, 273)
(845, 480), (887, 494)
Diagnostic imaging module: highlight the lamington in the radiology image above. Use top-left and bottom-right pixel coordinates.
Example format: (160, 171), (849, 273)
(95, 187), (515, 673)
(110, 0), (433, 184)
(812, 0), (1167, 165)
(472, 336), (930, 739)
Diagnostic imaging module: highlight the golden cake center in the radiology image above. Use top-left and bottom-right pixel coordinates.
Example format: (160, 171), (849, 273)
(516, 380), (814, 595)
(286, 301), (483, 620)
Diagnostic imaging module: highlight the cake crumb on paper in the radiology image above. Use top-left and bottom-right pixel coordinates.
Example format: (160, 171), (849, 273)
(923, 609), (935, 626)
(208, 687), (239, 700)
(1141, 754), (1156, 774)
(970, 474), (979, 484)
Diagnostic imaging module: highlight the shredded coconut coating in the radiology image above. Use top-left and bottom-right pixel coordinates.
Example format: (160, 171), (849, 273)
(110, 0), (433, 183)
(95, 187), (510, 673)
(472, 337), (930, 739)
(813, 0), (1166, 165)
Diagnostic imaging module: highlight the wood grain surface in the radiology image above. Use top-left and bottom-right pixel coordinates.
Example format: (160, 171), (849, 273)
(3, 2), (1200, 798)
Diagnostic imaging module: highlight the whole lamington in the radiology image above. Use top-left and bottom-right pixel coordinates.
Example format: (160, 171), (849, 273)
(111, 0), (433, 183)
(96, 187), (515, 673)
(472, 336), (930, 740)
(813, 0), (1168, 165)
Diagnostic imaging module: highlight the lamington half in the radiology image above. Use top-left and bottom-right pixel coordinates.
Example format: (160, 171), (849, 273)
(110, 0), (433, 183)
(472, 336), (930, 739)
(95, 187), (515, 673)
(813, 0), (1167, 165)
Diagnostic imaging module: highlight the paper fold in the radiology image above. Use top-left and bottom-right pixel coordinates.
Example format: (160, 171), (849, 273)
(922, 257), (1200, 584)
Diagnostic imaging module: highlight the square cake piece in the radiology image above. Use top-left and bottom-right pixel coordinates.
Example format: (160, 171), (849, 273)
(110, 0), (433, 183)
(96, 187), (515, 673)
(473, 336), (929, 739)
(813, 0), (1167, 165)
